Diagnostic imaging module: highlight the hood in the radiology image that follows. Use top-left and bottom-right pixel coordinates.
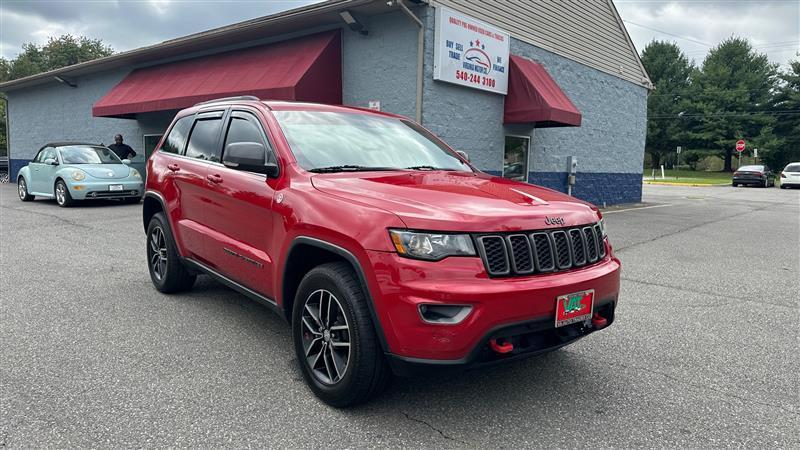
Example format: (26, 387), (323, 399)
(311, 171), (599, 232)
(75, 164), (132, 179)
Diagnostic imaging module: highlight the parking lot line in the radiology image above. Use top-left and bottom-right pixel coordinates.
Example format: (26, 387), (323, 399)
(602, 203), (672, 214)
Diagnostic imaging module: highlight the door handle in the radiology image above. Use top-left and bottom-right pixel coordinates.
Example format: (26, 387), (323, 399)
(206, 174), (223, 184)
(167, 163), (180, 172)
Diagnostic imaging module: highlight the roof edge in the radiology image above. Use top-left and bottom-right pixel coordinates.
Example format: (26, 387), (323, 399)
(0, 0), (374, 92)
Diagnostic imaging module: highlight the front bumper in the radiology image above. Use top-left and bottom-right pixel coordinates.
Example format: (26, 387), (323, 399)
(68, 180), (144, 200)
(365, 241), (620, 363)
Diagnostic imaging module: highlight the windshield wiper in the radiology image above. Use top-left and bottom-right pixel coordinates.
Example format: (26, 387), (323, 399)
(405, 165), (456, 171)
(309, 165), (401, 173)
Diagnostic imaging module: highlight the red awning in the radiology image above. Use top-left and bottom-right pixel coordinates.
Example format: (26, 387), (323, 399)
(93, 31), (341, 117)
(503, 55), (581, 127)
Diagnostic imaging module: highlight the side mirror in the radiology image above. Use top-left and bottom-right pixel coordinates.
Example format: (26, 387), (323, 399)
(121, 159), (131, 165)
(44, 158), (58, 166)
(456, 150), (470, 162)
(223, 142), (279, 178)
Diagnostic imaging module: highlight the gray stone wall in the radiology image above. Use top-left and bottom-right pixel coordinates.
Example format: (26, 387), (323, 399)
(7, 68), (144, 161)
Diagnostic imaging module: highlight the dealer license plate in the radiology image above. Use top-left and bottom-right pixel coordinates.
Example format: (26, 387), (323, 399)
(109, 184), (123, 191)
(555, 289), (594, 327)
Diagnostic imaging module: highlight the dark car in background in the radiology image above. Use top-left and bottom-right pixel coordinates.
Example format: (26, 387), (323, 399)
(732, 165), (774, 188)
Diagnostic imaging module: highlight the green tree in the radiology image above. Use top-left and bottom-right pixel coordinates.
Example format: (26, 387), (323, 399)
(4, 35), (113, 80)
(640, 40), (694, 168)
(689, 37), (779, 171)
(0, 35), (113, 157)
(764, 59), (800, 170)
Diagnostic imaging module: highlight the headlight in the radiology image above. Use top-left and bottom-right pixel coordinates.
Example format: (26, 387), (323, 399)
(131, 169), (142, 179)
(598, 218), (607, 239)
(389, 230), (476, 261)
(71, 170), (86, 181)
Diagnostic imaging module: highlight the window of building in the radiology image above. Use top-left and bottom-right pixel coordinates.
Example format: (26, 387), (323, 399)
(503, 135), (530, 182)
(160, 116), (193, 155)
(143, 134), (163, 161)
(185, 117), (223, 162)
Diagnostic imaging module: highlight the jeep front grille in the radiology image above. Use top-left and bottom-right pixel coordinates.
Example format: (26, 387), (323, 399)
(475, 223), (606, 277)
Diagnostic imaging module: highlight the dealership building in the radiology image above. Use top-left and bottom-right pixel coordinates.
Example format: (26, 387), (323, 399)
(1, 0), (651, 205)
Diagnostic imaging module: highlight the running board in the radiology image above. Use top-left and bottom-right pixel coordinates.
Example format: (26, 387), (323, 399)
(183, 258), (285, 319)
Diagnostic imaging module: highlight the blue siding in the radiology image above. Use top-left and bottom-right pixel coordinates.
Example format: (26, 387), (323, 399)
(484, 170), (641, 207)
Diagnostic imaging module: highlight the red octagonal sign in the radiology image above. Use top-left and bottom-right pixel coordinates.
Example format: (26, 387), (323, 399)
(736, 140), (746, 152)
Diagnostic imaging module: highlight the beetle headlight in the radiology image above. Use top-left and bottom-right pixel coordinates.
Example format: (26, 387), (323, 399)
(71, 170), (86, 181)
(131, 169), (142, 179)
(389, 230), (476, 261)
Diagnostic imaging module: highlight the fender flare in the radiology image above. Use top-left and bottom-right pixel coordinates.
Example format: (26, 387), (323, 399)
(142, 191), (173, 236)
(285, 236), (390, 353)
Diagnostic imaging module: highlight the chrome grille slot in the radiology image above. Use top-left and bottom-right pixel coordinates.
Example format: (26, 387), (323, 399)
(477, 236), (510, 276)
(568, 228), (586, 266)
(506, 235), (534, 274)
(583, 226), (598, 262)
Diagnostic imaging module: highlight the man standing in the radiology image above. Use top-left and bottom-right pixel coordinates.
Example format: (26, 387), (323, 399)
(108, 134), (136, 160)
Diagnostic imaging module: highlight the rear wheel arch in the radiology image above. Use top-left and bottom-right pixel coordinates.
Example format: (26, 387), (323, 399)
(282, 237), (390, 353)
(142, 194), (165, 233)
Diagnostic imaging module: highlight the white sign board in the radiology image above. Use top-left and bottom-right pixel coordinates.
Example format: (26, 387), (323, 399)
(433, 6), (510, 95)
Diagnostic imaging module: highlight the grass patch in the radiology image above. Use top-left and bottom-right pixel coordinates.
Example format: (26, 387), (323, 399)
(643, 169), (731, 186)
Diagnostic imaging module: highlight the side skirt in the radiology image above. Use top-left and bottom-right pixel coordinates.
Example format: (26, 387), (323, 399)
(183, 258), (286, 322)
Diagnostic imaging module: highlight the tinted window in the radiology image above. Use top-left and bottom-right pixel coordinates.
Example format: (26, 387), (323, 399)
(785, 164), (800, 172)
(186, 118), (223, 162)
(223, 113), (272, 165)
(738, 165), (764, 171)
(160, 116), (193, 155)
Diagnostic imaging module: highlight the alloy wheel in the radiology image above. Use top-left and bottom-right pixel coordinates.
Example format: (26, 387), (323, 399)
(301, 289), (352, 385)
(18, 179), (27, 200)
(149, 226), (168, 281)
(55, 183), (66, 205)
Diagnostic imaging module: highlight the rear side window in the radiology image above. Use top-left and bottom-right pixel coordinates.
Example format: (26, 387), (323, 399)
(785, 164), (800, 172)
(160, 116), (193, 155)
(186, 117), (223, 162)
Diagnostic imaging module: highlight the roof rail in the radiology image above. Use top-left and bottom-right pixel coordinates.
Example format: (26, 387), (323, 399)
(194, 95), (260, 106)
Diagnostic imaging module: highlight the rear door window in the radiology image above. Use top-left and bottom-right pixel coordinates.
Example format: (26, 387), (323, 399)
(160, 116), (193, 155)
(185, 113), (224, 162)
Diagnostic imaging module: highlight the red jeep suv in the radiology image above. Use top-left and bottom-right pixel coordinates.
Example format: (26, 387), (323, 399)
(143, 96), (620, 407)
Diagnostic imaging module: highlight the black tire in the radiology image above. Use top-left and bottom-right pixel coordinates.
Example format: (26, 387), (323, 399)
(123, 196), (142, 204)
(17, 177), (34, 201)
(292, 262), (390, 407)
(146, 212), (196, 293)
(732, 182), (738, 187)
(54, 179), (74, 207)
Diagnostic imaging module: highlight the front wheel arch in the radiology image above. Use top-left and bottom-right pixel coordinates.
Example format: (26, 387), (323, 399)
(282, 237), (390, 354)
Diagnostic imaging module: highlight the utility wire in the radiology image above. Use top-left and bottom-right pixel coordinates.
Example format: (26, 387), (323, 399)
(623, 20), (712, 46)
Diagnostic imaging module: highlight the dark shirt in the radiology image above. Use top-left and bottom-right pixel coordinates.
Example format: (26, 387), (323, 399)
(108, 143), (136, 160)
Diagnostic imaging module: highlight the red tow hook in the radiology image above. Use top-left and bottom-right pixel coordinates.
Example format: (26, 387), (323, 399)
(489, 338), (514, 354)
(591, 313), (608, 329)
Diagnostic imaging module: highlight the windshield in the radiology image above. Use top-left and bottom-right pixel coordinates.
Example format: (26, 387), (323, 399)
(273, 111), (472, 172)
(737, 165), (764, 172)
(784, 164), (800, 172)
(59, 146), (122, 164)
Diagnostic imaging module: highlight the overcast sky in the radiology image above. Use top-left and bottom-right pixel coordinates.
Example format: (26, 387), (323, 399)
(1, 0), (798, 68)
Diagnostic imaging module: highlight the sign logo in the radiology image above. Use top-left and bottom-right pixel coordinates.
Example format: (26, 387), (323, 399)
(545, 216), (565, 226)
(562, 295), (585, 314)
(463, 42), (492, 75)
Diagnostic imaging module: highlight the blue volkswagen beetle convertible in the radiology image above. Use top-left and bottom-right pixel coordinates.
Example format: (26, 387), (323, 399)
(17, 142), (144, 207)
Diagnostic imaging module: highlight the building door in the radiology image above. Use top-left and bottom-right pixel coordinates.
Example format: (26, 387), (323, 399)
(503, 135), (530, 182)
(136, 134), (163, 181)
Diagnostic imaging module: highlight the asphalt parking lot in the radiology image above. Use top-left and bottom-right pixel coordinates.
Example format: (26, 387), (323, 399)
(1, 183), (798, 447)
